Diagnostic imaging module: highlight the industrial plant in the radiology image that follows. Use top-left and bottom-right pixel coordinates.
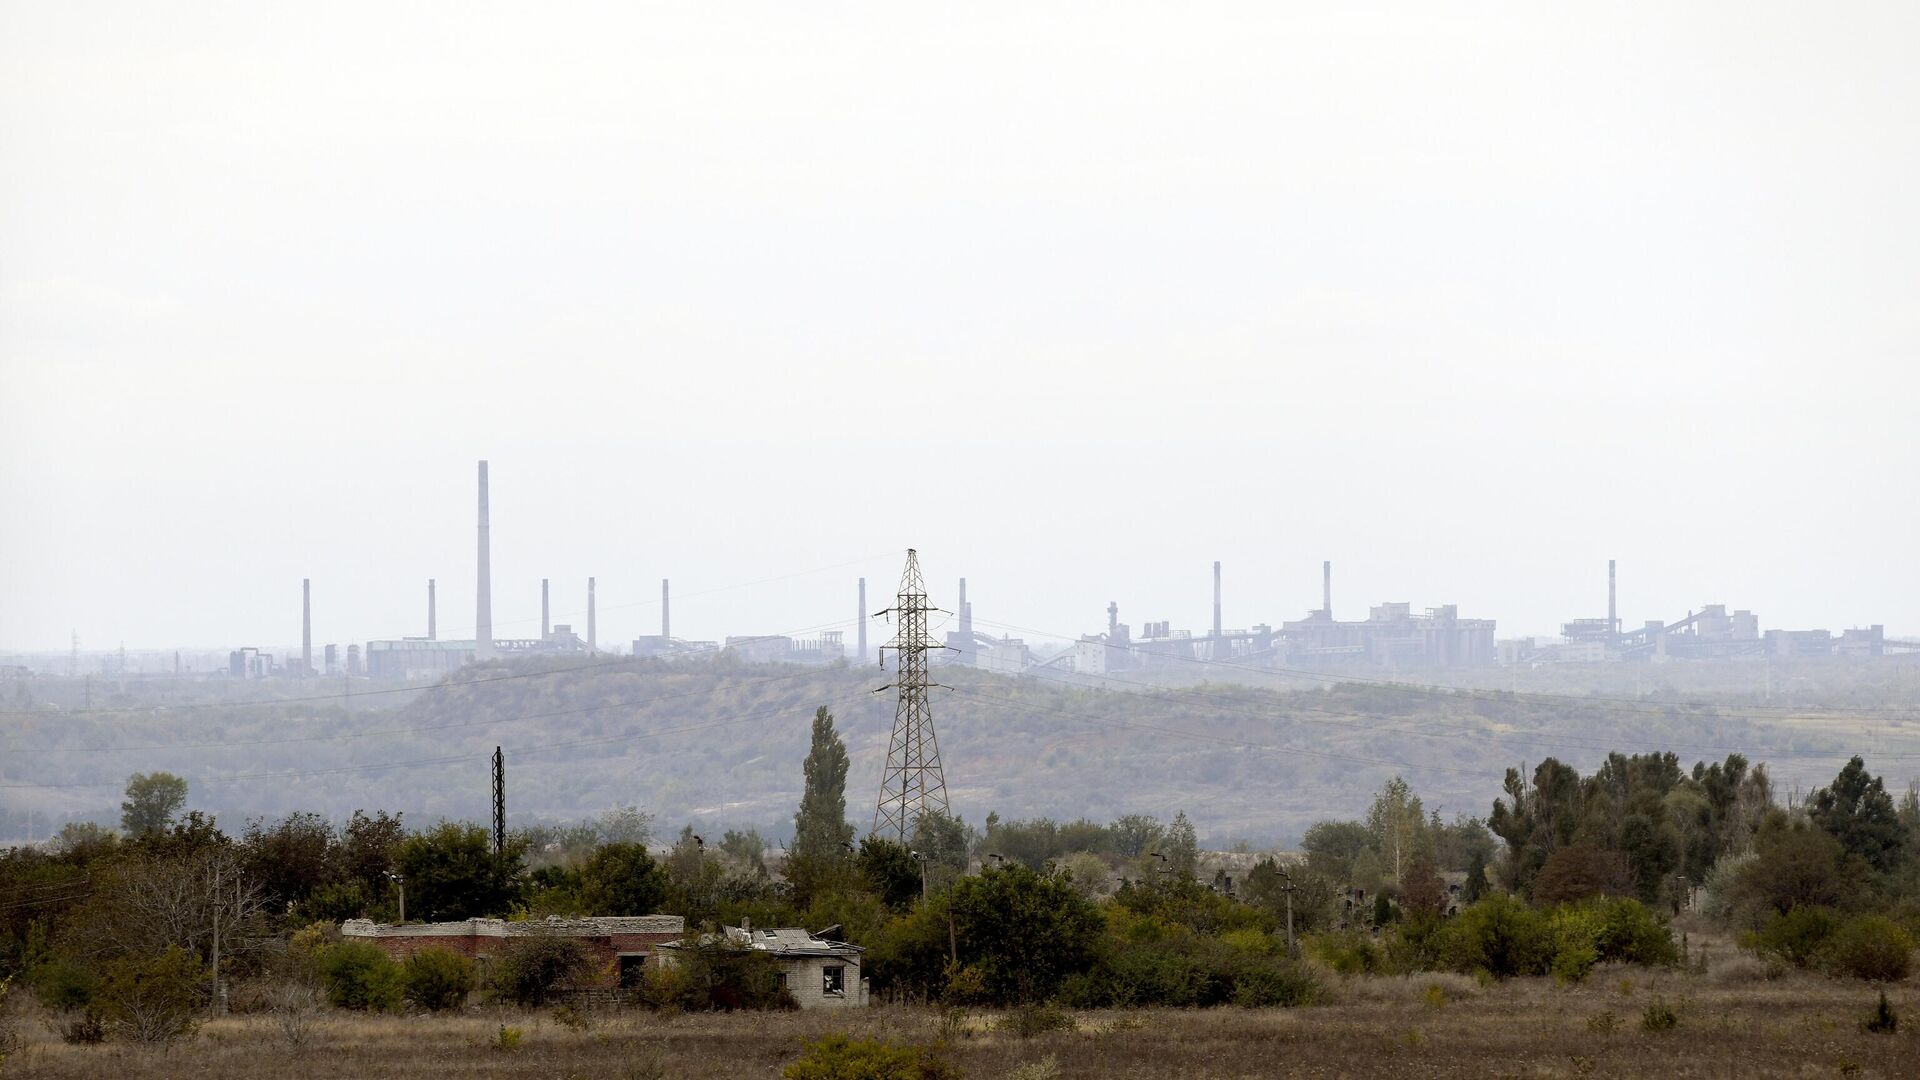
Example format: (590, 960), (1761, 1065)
(25, 460), (1905, 687)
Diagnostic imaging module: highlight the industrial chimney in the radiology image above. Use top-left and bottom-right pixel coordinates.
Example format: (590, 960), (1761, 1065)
(476, 460), (494, 659)
(1608, 559), (1618, 636)
(541, 578), (550, 640)
(587, 577), (597, 652)
(661, 578), (671, 639)
(857, 578), (867, 661)
(1212, 561), (1223, 641)
(428, 578), (437, 640)
(301, 578), (312, 678)
(1323, 560), (1332, 619)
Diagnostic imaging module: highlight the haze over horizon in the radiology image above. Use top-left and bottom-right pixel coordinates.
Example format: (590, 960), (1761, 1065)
(5, 2), (1917, 654)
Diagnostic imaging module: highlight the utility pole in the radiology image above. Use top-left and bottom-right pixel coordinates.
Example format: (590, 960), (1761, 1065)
(491, 747), (506, 857)
(873, 550), (951, 842)
(1279, 867), (1297, 953)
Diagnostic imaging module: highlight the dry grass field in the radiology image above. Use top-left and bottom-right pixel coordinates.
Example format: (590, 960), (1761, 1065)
(7, 961), (1916, 1080)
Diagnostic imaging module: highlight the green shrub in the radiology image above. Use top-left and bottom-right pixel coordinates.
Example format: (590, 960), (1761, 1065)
(999, 1003), (1076, 1037)
(491, 1024), (523, 1052)
(97, 947), (204, 1045)
(1439, 895), (1553, 979)
(402, 948), (475, 1011)
(317, 941), (404, 1011)
(1743, 906), (1839, 969)
(1581, 896), (1679, 967)
(488, 936), (593, 1007)
(26, 959), (99, 1011)
(1820, 916), (1914, 983)
(1229, 962), (1319, 1007)
(1306, 929), (1384, 975)
(783, 1034), (958, 1080)
(1641, 997), (1678, 1032)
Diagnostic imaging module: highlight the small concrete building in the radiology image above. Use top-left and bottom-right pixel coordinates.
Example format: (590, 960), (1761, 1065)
(657, 925), (868, 1008)
(341, 915), (683, 989)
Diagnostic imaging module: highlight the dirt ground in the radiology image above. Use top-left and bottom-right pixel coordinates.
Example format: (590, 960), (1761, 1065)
(8, 964), (1915, 1079)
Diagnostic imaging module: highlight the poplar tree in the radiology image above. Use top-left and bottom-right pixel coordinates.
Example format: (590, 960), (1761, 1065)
(792, 707), (854, 865)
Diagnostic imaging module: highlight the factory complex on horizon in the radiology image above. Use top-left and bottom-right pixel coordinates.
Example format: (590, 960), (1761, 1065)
(12, 461), (1914, 684)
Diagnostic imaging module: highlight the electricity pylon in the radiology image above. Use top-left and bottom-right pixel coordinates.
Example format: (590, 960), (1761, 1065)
(873, 549), (951, 842)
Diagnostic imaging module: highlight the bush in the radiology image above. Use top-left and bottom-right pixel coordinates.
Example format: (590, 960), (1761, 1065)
(317, 941), (404, 1011)
(61, 1008), (107, 1045)
(1549, 897), (1679, 982)
(489, 936), (594, 1007)
(26, 959), (99, 1011)
(97, 947), (204, 1045)
(783, 1034), (959, 1080)
(1820, 916), (1914, 983)
(1229, 962), (1318, 1008)
(654, 940), (797, 1012)
(403, 948), (475, 1011)
(1439, 895), (1553, 979)
(1743, 906), (1839, 969)
(1641, 997), (1678, 1032)
(1306, 929), (1384, 975)
(998, 1003), (1076, 1037)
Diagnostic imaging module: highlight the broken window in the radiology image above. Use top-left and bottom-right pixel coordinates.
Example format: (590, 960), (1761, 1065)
(822, 965), (844, 996)
(618, 955), (646, 989)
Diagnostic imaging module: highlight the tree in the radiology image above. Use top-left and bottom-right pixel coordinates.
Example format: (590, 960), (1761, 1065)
(1109, 814), (1165, 858)
(97, 946), (204, 1044)
(576, 842), (669, 915)
(945, 864), (1103, 1003)
(340, 810), (405, 891)
(793, 706), (855, 861)
(596, 803), (656, 847)
(857, 836), (923, 910)
(1727, 825), (1869, 921)
(241, 811), (337, 911)
(1366, 777), (1427, 882)
(1529, 844), (1632, 905)
(790, 707), (855, 898)
(1300, 820), (1372, 880)
(1400, 854), (1448, 918)
(1808, 757), (1906, 873)
(392, 822), (526, 921)
(121, 773), (188, 836)
(1163, 812), (1199, 880)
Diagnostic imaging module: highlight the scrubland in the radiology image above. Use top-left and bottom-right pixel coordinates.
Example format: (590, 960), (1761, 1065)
(9, 964), (1914, 1079)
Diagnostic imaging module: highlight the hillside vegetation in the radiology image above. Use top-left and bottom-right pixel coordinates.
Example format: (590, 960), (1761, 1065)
(7, 656), (1918, 842)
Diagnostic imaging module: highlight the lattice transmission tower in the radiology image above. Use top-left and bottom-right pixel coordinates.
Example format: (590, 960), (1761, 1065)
(873, 549), (951, 842)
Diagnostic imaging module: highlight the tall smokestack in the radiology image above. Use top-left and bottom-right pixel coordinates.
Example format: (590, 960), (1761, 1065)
(958, 578), (970, 638)
(1323, 560), (1332, 619)
(301, 578), (312, 678)
(587, 577), (597, 652)
(857, 578), (867, 660)
(1212, 561), (1223, 640)
(476, 460), (494, 659)
(541, 579), (550, 639)
(428, 579), (437, 640)
(1608, 559), (1617, 636)
(661, 578), (670, 639)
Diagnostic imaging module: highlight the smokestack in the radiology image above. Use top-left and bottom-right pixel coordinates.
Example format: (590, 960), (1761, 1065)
(476, 461), (493, 659)
(1323, 560), (1332, 619)
(661, 578), (670, 639)
(587, 577), (597, 652)
(1212, 561), (1223, 640)
(301, 578), (312, 678)
(541, 579), (550, 640)
(1608, 559), (1617, 635)
(958, 578), (970, 637)
(428, 579), (437, 640)
(857, 578), (867, 660)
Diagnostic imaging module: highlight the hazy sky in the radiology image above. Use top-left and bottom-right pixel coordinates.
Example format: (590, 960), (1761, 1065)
(3, 2), (1916, 654)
